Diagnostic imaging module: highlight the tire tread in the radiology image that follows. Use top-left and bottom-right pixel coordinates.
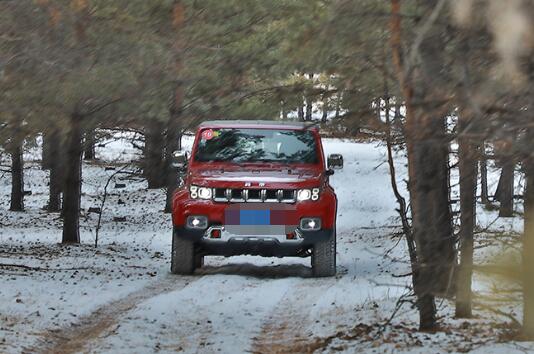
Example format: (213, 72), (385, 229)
(171, 231), (195, 275)
(312, 231), (336, 277)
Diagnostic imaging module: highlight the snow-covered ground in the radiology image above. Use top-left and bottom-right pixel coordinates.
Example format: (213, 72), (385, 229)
(0, 134), (531, 353)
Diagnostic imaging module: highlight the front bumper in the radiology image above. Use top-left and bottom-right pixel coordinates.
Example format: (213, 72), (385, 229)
(171, 188), (337, 257)
(174, 226), (334, 257)
(172, 188), (337, 230)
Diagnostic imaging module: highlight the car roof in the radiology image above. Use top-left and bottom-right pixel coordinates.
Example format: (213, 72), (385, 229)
(198, 120), (319, 131)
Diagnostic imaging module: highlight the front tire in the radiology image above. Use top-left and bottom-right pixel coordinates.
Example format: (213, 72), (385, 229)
(171, 229), (195, 275)
(194, 254), (204, 269)
(311, 230), (336, 277)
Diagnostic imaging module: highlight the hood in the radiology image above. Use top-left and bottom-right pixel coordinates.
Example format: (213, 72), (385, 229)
(188, 165), (323, 189)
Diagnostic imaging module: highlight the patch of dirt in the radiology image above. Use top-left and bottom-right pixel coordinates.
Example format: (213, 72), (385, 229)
(249, 279), (335, 354)
(28, 275), (199, 354)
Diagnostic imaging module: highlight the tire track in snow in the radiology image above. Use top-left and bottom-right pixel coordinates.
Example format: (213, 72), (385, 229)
(250, 277), (336, 354)
(31, 275), (199, 354)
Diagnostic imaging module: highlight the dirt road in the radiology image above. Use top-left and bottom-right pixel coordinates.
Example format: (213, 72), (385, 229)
(29, 228), (403, 354)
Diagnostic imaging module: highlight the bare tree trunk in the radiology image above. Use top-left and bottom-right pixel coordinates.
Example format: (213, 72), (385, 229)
(165, 1), (186, 213)
(524, 128), (534, 338)
(305, 97), (312, 121)
(375, 98), (382, 122)
(390, 0), (457, 330)
(280, 100), (289, 120)
(298, 102), (304, 121)
(48, 129), (62, 212)
(480, 148), (489, 205)
(433, 119), (455, 297)
(498, 162), (515, 217)
(165, 87), (184, 213)
(494, 172), (502, 201)
(83, 128), (96, 160)
(42, 130), (53, 170)
(144, 119), (166, 189)
(9, 136), (24, 212)
(62, 112), (83, 244)
(386, 98), (437, 327)
(405, 117), (456, 328)
(334, 93), (341, 119)
(386, 95), (417, 272)
(321, 94), (328, 123)
(410, 115), (455, 319)
(455, 113), (478, 318)
(390, 0), (438, 330)
(305, 73), (314, 121)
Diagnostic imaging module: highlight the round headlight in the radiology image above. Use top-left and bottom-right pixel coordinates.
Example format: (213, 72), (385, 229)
(198, 187), (212, 199)
(297, 189), (312, 201)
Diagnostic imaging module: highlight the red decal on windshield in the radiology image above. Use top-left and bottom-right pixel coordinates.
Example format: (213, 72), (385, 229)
(202, 129), (214, 140)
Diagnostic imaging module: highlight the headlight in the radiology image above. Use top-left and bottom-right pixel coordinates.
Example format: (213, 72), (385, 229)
(186, 215), (208, 229)
(190, 185), (212, 199)
(198, 187), (212, 199)
(297, 188), (320, 202)
(297, 189), (312, 201)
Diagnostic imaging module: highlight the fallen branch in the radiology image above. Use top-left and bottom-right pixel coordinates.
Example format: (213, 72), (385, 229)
(0, 263), (94, 271)
(0, 263), (147, 272)
(392, 272), (413, 278)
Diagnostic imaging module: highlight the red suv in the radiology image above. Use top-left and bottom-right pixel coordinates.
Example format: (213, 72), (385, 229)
(171, 120), (340, 277)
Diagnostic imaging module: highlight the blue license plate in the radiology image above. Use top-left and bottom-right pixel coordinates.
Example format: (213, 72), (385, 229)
(239, 210), (270, 225)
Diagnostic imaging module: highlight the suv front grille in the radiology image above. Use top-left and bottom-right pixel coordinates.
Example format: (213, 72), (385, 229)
(213, 188), (296, 203)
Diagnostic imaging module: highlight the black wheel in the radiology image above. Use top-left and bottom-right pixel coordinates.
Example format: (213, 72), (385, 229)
(311, 230), (336, 277)
(194, 254), (204, 269)
(171, 229), (195, 275)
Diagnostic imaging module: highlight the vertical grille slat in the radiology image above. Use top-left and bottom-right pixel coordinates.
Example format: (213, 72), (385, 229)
(276, 189), (283, 202)
(213, 188), (296, 203)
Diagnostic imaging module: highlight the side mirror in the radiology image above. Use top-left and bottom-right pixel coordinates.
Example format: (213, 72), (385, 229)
(172, 150), (189, 169)
(327, 153), (343, 170)
(325, 169), (335, 176)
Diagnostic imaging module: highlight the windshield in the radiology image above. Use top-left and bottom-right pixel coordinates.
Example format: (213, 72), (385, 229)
(194, 128), (319, 164)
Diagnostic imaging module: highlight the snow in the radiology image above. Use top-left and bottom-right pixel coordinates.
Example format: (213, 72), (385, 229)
(0, 133), (532, 353)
